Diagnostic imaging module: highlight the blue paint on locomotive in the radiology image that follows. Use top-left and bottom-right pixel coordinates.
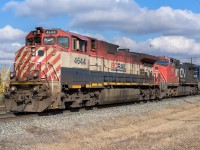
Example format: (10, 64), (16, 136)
(60, 67), (155, 86)
(197, 66), (200, 81)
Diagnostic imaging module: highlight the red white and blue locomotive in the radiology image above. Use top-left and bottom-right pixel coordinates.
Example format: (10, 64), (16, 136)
(4, 27), (199, 112)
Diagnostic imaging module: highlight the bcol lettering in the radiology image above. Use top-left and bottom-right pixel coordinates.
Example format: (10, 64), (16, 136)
(111, 62), (126, 72)
(180, 68), (186, 78)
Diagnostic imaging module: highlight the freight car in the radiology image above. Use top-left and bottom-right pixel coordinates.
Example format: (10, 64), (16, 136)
(4, 27), (199, 112)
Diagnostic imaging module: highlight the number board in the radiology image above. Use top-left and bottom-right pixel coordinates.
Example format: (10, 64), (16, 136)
(45, 30), (58, 34)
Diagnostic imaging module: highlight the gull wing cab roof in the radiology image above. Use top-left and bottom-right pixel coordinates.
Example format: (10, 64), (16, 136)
(64, 31), (90, 41)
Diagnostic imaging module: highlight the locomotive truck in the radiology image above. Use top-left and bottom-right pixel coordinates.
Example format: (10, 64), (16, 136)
(4, 27), (199, 112)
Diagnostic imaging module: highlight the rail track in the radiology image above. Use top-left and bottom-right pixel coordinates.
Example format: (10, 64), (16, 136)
(0, 95), (199, 121)
(0, 106), (40, 120)
(0, 111), (16, 120)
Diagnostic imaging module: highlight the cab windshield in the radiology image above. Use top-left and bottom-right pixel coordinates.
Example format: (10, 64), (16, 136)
(26, 37), (41, 46)
(43, 37), (56, 45)
(58, 37), (69, 48)
(155, 60), (169, 67)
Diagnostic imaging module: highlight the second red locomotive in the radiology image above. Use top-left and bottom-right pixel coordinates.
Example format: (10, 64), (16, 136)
(4, 27), (199, 112)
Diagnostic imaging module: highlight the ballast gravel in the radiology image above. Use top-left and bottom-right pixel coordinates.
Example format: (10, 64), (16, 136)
(0, 95), (200, 150)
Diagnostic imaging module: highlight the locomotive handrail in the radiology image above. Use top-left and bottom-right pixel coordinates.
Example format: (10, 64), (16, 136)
(47, 63), (60, 81)
(158, 71), (167, 83)
(45, 64), (54, 92)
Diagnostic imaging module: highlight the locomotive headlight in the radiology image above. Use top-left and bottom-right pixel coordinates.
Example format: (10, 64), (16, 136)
(10, 86), (17, 92)
(31, 47), (36, 56)
(33, 70), (39, 79)
(10, 72), (15, 79)
(31, 47), (36, 52)
(32, 52), (36, 56)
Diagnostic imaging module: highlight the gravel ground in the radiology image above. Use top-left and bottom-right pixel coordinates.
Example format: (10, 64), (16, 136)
(0, 95), (200, 150)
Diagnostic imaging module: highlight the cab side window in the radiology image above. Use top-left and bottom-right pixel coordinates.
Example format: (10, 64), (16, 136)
(26, 38), (33, 46)
(58, 37), (69, 48)
(73, 38), (87, 52)
(26, 37), (41, 46)
(91, 39), (97, 50)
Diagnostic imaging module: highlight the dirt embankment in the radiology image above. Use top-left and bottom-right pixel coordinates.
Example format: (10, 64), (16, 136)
(34, 101), (200, 150)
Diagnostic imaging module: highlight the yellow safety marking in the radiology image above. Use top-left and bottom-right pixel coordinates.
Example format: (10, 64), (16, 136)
(85, 83), (103, 88)
(86, 84), (91, 88)
(50, 105), (59, 109)
(124, 83), (131, 85)
(116, 82), (123, 85)
(109, 82), (116, 85)
(71, 85), (81, 89)
(98, 83), (103, 86)
(167, 83), (179, 86)
(11, 81), (43, 85)
(131, 83), (138, 85)
(143, 83), (149, 86)
(104, 82), (108, 86)
(92, 83), (98, 86)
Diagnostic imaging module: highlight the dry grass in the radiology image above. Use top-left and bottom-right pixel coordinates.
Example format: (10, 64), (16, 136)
(34, 101), (200, 150)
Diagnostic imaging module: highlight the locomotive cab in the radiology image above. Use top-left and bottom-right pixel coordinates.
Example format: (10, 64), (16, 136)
(153, 56), (179, 85)
(153, 56), (198, 97)
(5, 27), (68, 112)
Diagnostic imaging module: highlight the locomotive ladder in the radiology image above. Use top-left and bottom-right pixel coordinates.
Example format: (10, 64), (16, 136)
(157, 71), (167, 91)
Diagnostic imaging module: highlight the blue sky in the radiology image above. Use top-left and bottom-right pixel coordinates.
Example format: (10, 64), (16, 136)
(136, 0), (200, 12)
(1, 0), (200, 68)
